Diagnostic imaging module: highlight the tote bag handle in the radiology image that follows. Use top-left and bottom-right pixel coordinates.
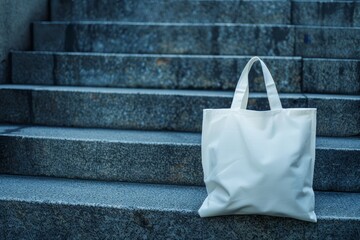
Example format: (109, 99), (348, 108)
(231, 57), (282, 110)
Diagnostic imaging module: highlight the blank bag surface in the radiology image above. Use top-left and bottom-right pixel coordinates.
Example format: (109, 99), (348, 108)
(198, 57), (317, 222)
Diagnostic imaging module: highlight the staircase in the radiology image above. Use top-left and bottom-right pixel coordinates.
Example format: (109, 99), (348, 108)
(1, 0), (359, 239)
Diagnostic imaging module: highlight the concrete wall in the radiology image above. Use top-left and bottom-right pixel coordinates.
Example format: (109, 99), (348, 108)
(0, 0), (49, 83)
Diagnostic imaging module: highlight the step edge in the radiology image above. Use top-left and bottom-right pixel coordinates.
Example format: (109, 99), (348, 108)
(0, 124), (359, 149)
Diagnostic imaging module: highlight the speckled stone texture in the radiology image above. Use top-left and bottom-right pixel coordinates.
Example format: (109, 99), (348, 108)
(0, 89), (31, 124)
(33, 22), (295, 56)
(0, 85), (359, 137)
(12, 52), (360, 95)
(303, 58), (360, 94)
(11, 52), (302, 93)
(50, 0), (291, 24)
(0, 125), (359, 192)
(306, 94), (360, 137)
(0, 126), (202, 186)
(296, 26), (360, 58)
(50, 0), (360, 28)
(292, 1), (360, 27)
(0, 175), (359, 239)
(2, 0), (360, 238)
(0, 85), (304, 131)
(0, 0), (48, 83)
(33, 22), (360, 59)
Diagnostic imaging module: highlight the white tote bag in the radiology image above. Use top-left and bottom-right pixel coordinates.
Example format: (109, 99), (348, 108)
(198, 57), (317, 222)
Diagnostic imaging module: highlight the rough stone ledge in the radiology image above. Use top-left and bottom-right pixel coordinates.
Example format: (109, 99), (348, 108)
(50, 0), (360, 27)
(32, 22), (360, 58)
(11, 51), (360, 94)
(11, 51), (302, 93)
(0, 175), (359, 239)
(0, 85), (359, 137)
(32, 22), (295, 56)
(302, 58), (360, 94)
(50, 0), (291, 24)
(0, 124), (359, 191)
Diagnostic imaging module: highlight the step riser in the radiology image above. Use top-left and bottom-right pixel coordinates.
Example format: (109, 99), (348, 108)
(1, 88), (359, 137)
(292, 1), (360, 27)
(51, 0), (290, 24)
(0, 135), (358, 192)
(33, 23), (360, 58)
(34, 23), (295, 56)
(11, 53), (302, 93)
(11, 52), (360, 94)
(50, 0), (360, 27)
(295, 27), (360, 59)
(1, 200), (359, 239)
(302, 59), (360, 94)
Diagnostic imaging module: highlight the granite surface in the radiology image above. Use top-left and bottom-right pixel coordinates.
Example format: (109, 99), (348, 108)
(296, 26), (360, 58)
(0, 0), (48, 83)
(50, 0), (360, 27)
(0, 124), (359, 191)
(0, 85), (359, 136)
(303, 58), (360, 94)
(292, 1), (360, 27)
(306, 94), (360, 137)
(33, 22), (360, 58)
(11, 52), (302, 93)
(33, 22), (295, 56)
(0, 175), (359, 239)
(3, 1), (360, 239)
(0, 89), (31, 124)
(12, 52), (360, 95)
(50, 0), (291, 24)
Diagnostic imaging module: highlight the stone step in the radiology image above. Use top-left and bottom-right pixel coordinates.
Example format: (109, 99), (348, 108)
(0, 85), (359, 137)
(33, 22), (360, 58)
(11, 52), (302, 93)
(292, 1), (360, 27)
(50, 0), (290, 24)
(50, 0), (360, 27)
(302, 58), (360, 94)
(0, 124), (358, 192)
(1, 175), (359, 239)
(12, 52), (360, 94)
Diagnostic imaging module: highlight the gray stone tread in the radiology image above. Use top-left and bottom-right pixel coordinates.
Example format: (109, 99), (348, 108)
(0, 174), (359, 219)
(1, 124), (359, 150)
(1, 84), (360, 100)
(19, 51), (360, 61)
(1, 84), (238, 96)
(12, 50), (302, 59)
(36, 21), (360, 29)
(304, 57), (360, 62)
(0, 124), (200, 145)
(0, 84), (295, 97)
(38, 21), (293, 27)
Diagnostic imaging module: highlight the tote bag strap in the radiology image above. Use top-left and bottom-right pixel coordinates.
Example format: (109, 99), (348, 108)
(231, 56), (282, 110)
